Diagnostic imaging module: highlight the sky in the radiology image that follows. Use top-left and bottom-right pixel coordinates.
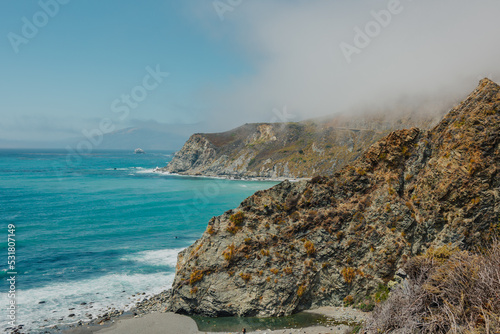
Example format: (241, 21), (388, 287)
(1, 0), (499, 148)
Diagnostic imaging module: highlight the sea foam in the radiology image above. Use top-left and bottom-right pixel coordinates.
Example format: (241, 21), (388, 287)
(1, 272), (175, 332)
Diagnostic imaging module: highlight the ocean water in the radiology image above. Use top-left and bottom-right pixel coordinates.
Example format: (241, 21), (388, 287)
(0, 149), (278, 332)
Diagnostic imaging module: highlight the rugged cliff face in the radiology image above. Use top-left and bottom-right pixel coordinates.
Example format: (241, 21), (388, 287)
(163, 111), (446, 179)
(163, 79), (499, 318)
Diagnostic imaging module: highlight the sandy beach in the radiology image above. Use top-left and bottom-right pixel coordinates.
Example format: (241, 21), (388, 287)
(65, 307), (366, 334)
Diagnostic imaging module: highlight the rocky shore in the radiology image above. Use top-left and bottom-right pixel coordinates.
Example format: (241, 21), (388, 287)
(165, 79), (499, 317)
(152, 167), (310, 183)
(54, 78), (499, 334)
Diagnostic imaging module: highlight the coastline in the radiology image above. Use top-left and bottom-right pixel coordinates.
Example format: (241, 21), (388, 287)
(152, 168), (310, 183)
(65, 307), (368, 334)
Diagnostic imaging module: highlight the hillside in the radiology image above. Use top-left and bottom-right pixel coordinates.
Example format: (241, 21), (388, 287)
(142, 79), (499, 319)
(161, 111), (446, 179)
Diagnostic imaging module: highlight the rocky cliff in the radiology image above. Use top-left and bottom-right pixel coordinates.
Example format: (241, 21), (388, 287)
(162, 111), (446, 179)
(160, 79), (499, 318)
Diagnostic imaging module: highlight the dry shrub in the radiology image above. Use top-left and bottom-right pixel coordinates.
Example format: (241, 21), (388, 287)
(222, 243), (236, 262)
(206, 225), (214, 235)
(343, 295), (354, 306)
(364, 241), (500, 333)
(341, 267), (356, 284)
(297, 284), (306, 297)
(304, 240), (316, 255)
(229, 211), (245, 225)
(239, 273), (251, 282)
(227, 211), (245, 234)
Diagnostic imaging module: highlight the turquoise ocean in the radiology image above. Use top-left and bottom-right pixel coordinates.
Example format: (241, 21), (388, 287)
(0, 149), (277, 332)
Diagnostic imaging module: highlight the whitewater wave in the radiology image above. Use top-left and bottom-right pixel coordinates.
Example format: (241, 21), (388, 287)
(121, 248), (184, 267)
(1, 272), (175, 332)
(105, 167), (166, 175)
(134, 167), (159, 174)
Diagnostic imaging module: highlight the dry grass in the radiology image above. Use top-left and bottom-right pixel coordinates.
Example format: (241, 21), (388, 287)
(364, 241), (500, 333)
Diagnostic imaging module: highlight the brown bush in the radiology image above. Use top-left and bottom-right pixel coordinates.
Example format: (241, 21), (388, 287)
(227, 212), (245, 234)
(304, 240), (316, 255)
(341, 267), (356, 284)
(206, 225), (214, 235)
(343, 295), (354, 306)
(239, 273), (251, 282)
(297, 284), (306, 297)
(222, 243), (236, 262)
(229, 211), (245, 225)
(364, 241), (500, 333)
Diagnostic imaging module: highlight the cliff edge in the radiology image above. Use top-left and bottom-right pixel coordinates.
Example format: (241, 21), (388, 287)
(162, 111), (446, 179)
(158, 79), (499, 318)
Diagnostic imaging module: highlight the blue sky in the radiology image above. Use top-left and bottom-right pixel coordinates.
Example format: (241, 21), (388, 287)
(1, 0), (500, 148)
(0, 0), (253, 146)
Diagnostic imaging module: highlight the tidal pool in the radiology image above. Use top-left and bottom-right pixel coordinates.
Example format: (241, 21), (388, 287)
(191, 312), (359, 332)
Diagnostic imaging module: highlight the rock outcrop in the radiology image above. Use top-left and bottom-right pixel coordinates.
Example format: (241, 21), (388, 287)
(163, 79), (500, 318)
(162, 111), (446, 179)
(161, 79), (500, 316)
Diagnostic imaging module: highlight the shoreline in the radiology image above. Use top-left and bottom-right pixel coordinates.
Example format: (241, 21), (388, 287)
(64, 306), (368, 334)
(152, 168), (310, 183)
